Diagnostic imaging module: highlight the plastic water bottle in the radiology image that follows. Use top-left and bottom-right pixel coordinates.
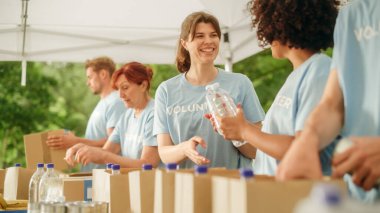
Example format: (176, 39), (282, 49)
(142, 164), (153, 171)
(194, 165), (208, 175)
(240, 168), (254, 180)
(205, 82), (246, 147)
(106, 163), (113, 171)
(112, 164), (120, 175)
(28, 163), (45, 213)
(294, 183), (343, 213)
(294, 183), (380, 213)
(39, 163), (64, 202)
(165, 163), (178, 172)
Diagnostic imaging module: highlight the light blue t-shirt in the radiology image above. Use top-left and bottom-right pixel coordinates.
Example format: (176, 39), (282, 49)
(153, 69), (265, 169)
(254, 53), (335, 176)
(82, 91), (126, 172)
(331, 0), (380, 202)
(108, 99), (157, 159)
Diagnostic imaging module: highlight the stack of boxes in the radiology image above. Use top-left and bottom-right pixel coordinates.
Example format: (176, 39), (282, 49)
(0, 130), (349, 213)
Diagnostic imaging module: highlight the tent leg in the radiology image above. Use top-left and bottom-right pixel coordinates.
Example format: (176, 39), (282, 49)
(21, 60), (26, 86)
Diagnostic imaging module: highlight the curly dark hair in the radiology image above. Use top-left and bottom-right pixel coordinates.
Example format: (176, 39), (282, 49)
(248, 0), (339, 52)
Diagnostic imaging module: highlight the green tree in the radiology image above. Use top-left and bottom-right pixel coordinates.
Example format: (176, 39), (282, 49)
(234, 49), (292, 111)
(0, 62), (59, 168)
(150, 64), (178, 96)
(39, 62), (98, 137)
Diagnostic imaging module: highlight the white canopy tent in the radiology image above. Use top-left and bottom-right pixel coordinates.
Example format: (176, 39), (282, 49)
(0, 0), (262, 85)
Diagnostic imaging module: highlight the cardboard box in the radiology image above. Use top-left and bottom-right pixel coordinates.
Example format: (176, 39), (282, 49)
(153, 168), (201, 213)
(0, 169), (5, 195)
(62, 176), (92, 201)
(92, 168), (139, 213)
(23, 129), (69, 172)
(174, 169), (239, 213)
(3, 167), (34, 200)
(212, 176), (347, 213)
(129, 170), (156, 213)
(154, 169), (175, 213)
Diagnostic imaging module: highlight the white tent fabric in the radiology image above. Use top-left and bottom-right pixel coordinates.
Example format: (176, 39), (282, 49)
(0, 0), (261, 65)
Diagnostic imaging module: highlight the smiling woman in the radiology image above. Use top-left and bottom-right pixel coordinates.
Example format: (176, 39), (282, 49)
(65, 62), (161, 168)
(153, 11), (265, 169)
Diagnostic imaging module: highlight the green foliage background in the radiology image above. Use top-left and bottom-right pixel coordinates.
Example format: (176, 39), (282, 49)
(0, 48), (334, 168)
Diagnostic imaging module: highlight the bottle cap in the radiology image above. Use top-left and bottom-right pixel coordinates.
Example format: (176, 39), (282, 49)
(166, 163), (178, 171)
(47, 163), (54, 168)
(106, 163), (113, 169)
(310, 183), (341, 206)
(325, 191), (341, 206)
(14, 163), (21, 167)
(112, 164), (120, 170)
(194, 165), (208, 174)
(142, 164), (153, 170)
(240, 168), (254, 179)
(37, 163), (44, 168)
(205, 82), (220, 91)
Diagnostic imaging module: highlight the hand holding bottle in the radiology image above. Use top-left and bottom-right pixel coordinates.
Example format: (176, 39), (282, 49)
(332, 137), (380, 190)
(206, 105), (249, 142)
(205, 83), (247, 147)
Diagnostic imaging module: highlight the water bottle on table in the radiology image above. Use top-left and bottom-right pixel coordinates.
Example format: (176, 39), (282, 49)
(39, 163), (64, 202)
(240, 168), (254, 180)
(142, 163), (153, 171)
(194, 165), (208, 176)
(28, 163), (45, 213)
(112, 164), (120, 175)
(166, 163), (178, 172)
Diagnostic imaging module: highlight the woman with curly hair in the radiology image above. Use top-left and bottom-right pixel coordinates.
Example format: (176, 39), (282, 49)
(212, 0), (339, 175)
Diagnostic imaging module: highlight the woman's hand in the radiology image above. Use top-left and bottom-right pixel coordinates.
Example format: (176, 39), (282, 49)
(181, 136), (210, 165)
(65, 143), (106, 166)
(64, 143), (85, 166)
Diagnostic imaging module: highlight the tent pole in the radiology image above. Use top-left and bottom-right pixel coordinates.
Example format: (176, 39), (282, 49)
(21, 0), (29, 86)
(223, 32), (233, 72)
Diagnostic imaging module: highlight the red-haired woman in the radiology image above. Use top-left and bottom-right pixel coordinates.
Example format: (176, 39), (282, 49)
(65, 62), (160, 168)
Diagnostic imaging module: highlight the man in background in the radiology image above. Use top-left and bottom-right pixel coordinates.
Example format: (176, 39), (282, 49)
(46, 56), (126, 171)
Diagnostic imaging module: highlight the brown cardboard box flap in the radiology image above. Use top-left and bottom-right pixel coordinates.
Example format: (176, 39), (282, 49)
(24, 129), (68, 171)
(154, 169), (176, 213)
(230, 177), (346, 213)
(62, 176), (92, 201)
(93, 168), (139, 213)
(129, 170), (155, 213)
